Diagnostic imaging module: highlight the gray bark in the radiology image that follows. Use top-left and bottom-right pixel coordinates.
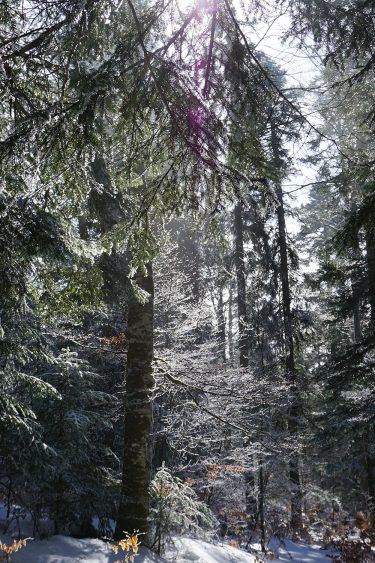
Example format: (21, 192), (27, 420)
(234, 202), (249, 368)
(234, 201), (257, 527)
(228, 278), (235, 365)
(350, 201), (362, 343)
(88, 155), (154, 541)
(115, 263), (154, 541)
(365, 227), (375, 521)
(366, 226), (375, 330)
(217, 284), (226, 362)
(271, 127), (303, 531)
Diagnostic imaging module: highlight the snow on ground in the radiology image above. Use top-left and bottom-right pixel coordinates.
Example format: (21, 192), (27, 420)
(268, 538), (335, 562)
(0, 507), (335, 563)
(166, 537), (334, 562)
(166, 537), (254, 562)
(10, 535), (161, 563)
(2, 534), (336, 562)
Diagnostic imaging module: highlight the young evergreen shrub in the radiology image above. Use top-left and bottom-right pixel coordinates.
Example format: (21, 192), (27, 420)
(36, 349), (118, 535)
(150, 464), (217, 554)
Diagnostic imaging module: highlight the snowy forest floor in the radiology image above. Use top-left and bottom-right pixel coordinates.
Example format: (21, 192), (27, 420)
(3, 534), (337, 562)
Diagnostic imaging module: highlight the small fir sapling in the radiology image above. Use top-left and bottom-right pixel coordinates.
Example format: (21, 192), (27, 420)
(37, 349), (118, 535)
(150, 464), (218, 554)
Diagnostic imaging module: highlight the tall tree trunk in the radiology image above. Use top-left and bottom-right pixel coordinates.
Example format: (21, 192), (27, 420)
(271, 127), (303, 531)
(234, 201), (257, 528)
(366, 226), (375, 331)
(365, 429), (375, 525)
(257, 324), (267, 551)
(365, 226), (375, 522)
(115, 263), (154, 541)
(258, 454), (266, 552)
(217, 284), (226, 362)
(88, 156), (154, 541)
(350, 201), (362, 343)
(234, 202), (249, 368)
(152, 397), (170, 470)
(228, 278), (235, 365)
(353, 288), (362, 343)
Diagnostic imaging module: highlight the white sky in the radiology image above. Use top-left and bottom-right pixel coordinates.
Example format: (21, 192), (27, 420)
(252, 14), (321, 195)
(246, 12), (325, 274)
(248, 12), (323, 246)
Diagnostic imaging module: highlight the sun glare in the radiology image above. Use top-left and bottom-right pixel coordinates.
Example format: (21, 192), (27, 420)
(175, 0), (211, 13)
(176, 0), (196, 8)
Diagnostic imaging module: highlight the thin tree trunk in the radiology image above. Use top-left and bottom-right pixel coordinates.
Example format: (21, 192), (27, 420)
(271, 127), (303, 531)
(234, 201), (257, 528)
(234, 202), (249, 368)
(259, 455), (266, 552)
(351, 241), (362, 343)
(365, 439), (375, 526)
(217, 284), (226, 362)
(245, 468), (257, 533)
(228, 278), (234, 365)
(350, 202), (362, 343)
(365, 227), (375, 523)
(366, 226), (375, 331)
(115, 263), (154, 541)
(353, 294), (362, 343)
(257, 325), (266, 551)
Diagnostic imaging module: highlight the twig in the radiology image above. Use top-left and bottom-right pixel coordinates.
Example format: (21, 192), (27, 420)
(64, 337), (127, 354)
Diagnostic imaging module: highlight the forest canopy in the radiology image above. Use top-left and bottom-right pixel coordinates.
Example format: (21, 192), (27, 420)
(1, 0), (375, 561)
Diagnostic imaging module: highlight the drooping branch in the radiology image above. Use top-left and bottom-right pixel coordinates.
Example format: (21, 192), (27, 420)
(202, 0), (217, 100)
(222, 0), (354, 163)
